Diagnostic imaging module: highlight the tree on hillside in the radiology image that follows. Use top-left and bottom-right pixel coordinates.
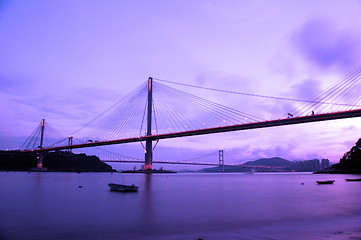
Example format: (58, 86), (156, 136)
(333, 138), (361, 173)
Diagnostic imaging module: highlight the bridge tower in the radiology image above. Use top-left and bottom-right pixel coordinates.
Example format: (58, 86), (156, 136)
(39, 119), (45, 149)
(68, 136), (73, 152)
(219, 149), (224, 172)
(145, 77), (153, 170)
(37, 119), (46, 168)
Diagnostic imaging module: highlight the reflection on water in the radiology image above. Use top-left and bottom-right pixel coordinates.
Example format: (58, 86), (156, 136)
(142, 173), (153, 224)
(1, 172), (361, 240)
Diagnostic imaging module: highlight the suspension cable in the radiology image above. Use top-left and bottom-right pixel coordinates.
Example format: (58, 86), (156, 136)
(154, 77), (360, 108)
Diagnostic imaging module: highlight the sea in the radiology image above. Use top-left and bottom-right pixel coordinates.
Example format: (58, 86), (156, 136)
(1, 172), (361, 240)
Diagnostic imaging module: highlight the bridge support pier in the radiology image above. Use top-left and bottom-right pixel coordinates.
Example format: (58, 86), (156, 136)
(37, 152), (44, 168)
(145, 140), (152, 170)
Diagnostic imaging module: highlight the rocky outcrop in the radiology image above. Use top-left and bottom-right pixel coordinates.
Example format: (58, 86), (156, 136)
(330, 139), (361, 174)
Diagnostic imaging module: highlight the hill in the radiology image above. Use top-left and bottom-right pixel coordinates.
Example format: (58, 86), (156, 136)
(200, 157), (292, 173)
(243, 157), (292, 167)
(324, 138), (361, 174)
(0, 150), (115, 172)
(199, 157), (326, 173)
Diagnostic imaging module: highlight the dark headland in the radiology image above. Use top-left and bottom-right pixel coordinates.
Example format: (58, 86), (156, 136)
(315, 138), (361, 174)
(0, 150), (116, 172)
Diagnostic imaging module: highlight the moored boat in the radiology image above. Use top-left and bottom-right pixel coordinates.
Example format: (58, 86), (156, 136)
(345, 178), (361, 182)
(108, 183), (138, 192)
(316, 180), (335, 184)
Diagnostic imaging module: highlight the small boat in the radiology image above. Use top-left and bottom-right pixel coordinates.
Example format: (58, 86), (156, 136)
(108, 183), (138, 192)
(244, 169), (256, 174)
(345, 178), (361, 182)
(317, 180), (335, 184)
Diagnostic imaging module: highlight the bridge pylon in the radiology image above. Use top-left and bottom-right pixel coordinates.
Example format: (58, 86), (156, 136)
(219, 149), (224, 172)
(37, 119), (46, 168)
(68, 136), (73, 152)
(145, 77), (153, 170)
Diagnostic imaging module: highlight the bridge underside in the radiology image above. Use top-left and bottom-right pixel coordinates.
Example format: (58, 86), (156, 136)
(24, 109), (361, 153)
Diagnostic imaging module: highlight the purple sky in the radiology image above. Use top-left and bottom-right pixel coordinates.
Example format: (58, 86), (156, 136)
(1, 1), (361, 168)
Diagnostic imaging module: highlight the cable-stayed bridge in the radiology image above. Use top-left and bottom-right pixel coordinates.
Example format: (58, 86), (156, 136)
(19, 67), (361, 169)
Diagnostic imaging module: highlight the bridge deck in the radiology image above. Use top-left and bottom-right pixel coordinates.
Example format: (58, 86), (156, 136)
(24, 109), (361, 152)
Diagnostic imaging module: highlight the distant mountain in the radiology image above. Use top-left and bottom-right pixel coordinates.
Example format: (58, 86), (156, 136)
(199, 157), (293, 173)
(199, 157), (326, 173)
(243, 157), (292, 168)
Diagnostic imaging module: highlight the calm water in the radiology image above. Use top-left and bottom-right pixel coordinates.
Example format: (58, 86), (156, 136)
(1, 172), (361, 240)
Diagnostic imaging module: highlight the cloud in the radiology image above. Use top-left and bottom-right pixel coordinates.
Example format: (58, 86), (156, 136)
(292, 18), (361, 69)
(213, 140), (300, 163)
(249, 142), (297, 160)
(0, 75), (124, 145)
(290, 78), (322, 100)
(9, 84), (120, 121)
(255, 78), (322, 119)
(342, 125), (358, 134)
(0, 75), (36, 94)
(342, 138), (358, 148)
